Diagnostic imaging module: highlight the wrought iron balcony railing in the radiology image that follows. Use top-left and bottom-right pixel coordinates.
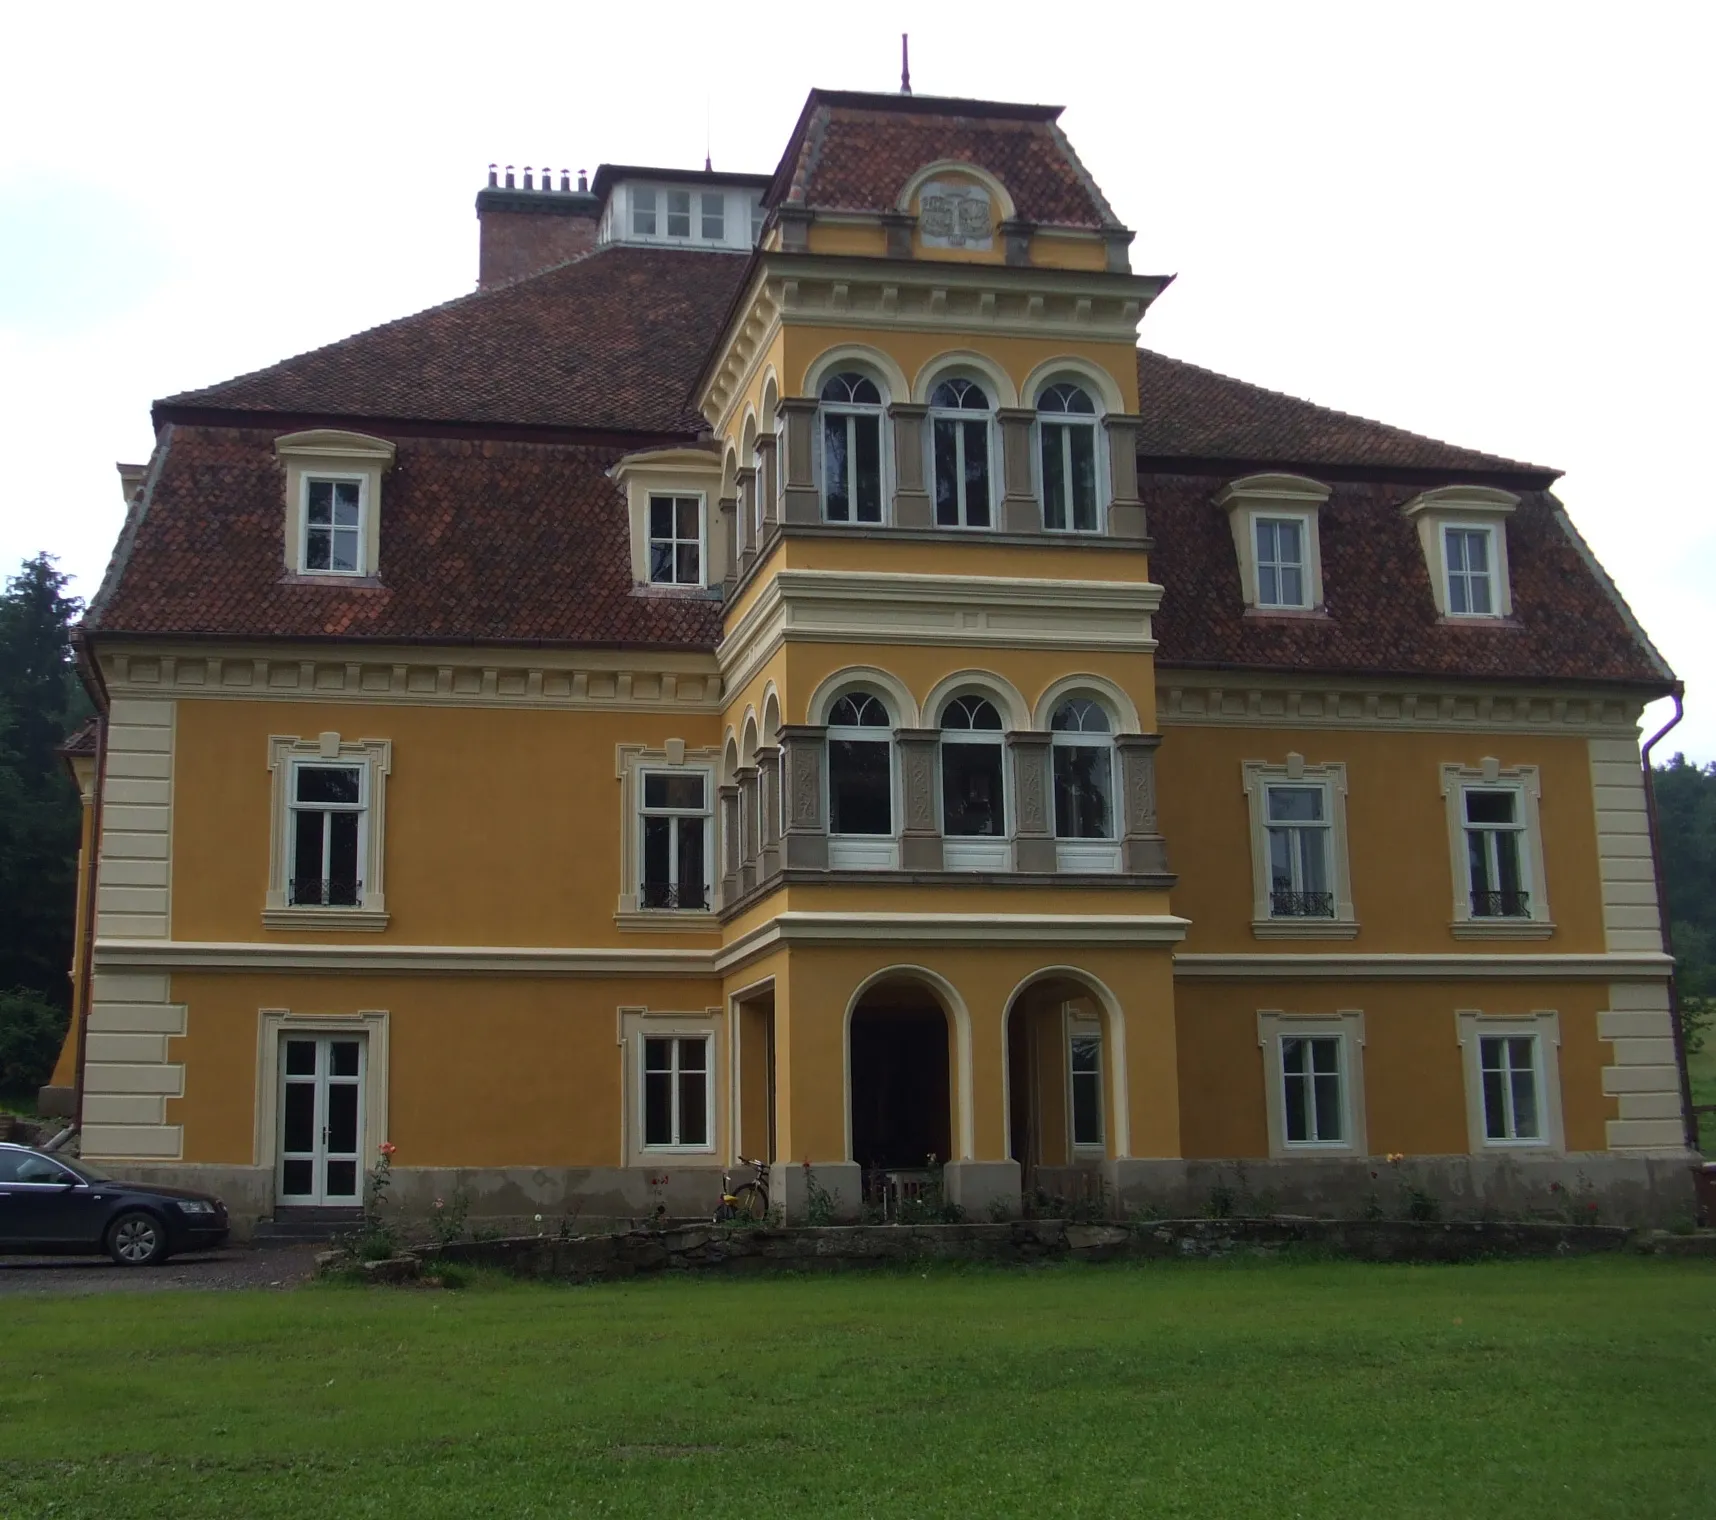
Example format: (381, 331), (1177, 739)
(640, 881), (709, 911)
(1270, 889), (1335, 918)
(1471, 889), (1530, 918)
(289, 877), (363, 907)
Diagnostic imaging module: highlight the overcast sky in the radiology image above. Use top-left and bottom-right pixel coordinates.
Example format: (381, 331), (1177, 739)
(1, 1), (1708, 758)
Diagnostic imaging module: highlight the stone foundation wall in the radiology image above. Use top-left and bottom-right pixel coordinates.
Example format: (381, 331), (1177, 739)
(93, 1149), (1703, 1241)
(421, 1217), (1645, 1283)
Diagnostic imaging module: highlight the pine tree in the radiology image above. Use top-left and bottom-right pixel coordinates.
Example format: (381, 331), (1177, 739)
(0, 554), (89, 1024)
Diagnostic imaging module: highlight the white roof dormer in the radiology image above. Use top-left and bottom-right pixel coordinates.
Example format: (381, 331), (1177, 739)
(1214, 473), (1332, 614)
(275, 430), (396, 580)
(1402, 485), (1520, 621)
(611, 446), (726, 592)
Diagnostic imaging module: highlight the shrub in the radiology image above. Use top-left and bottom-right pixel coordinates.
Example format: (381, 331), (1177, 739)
(0, 988), (65, 1097)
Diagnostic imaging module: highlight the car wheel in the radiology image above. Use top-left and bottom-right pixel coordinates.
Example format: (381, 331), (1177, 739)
(107, 1210), (169, 1267)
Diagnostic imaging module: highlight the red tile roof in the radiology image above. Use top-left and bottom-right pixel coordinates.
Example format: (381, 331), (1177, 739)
(770, 90), (1117, 229)
(89, 215), (1666, 687)
(87, 426), (724, 649)
(1146, 472), (1670, 687)
(1137, 349), (1553, 479)
(157, 244), (750, 436)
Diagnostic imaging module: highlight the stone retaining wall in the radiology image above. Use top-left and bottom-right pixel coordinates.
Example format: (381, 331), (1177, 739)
(417, 1217), (1646, 1282)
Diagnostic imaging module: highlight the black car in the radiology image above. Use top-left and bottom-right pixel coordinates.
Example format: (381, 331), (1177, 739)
(0, 1142), (229, 1265)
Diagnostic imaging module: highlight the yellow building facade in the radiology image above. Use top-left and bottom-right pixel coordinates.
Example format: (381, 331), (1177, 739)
(54, 88), (1691, 1228)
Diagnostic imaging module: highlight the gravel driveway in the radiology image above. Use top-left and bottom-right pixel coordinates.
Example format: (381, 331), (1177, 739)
(0, 1245), (321, 1295)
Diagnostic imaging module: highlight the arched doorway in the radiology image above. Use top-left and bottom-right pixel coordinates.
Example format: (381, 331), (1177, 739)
(1005, 974), (1112, 1205)
(848, 979), (954, 1172)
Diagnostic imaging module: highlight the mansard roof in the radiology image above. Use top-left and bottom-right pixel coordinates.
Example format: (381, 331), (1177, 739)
(767, 89), (1119, 229)
(157, 244), (749, 437)
(1135, 350), (1555, 481)
(89, 206), (1670, 689)
(88, 426), (724, 648)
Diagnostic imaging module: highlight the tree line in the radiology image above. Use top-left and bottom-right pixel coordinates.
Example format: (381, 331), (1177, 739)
(0, 554), (89, 1104)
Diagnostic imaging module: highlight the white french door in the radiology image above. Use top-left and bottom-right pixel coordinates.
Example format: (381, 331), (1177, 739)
(278, 1035), (365, 1205)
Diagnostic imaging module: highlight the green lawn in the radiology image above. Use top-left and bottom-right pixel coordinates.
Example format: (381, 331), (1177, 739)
(1, 1258), (1712, 1518)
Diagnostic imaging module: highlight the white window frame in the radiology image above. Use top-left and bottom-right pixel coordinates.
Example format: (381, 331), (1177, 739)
(699, 191), (725, 241)
(1241, 756), (1356, 939)
(299, 473), (369, 577)
(1067, 1014), (1105, 1154)
(1442, 524), (1498, 618)
(620, 1006), (724, 1165)
(938, 694), (1010, 872)
(1455, 1010), (1564, 1153)
(614, 744), (721, 926)
(1253, 514), (1312, 610)
(665, 187), (692, 239)
(1214, 474), (1330, 613)
(264, 734), (391, 931)
(1050, 697), (1120, 873)
(1257, 1010), (1367, 1159)
(826, 690), (898, 870)
(1402, 485), (1518, 620)
(640, 1032), (715, 1152)
(926, 376), (997, 530)
(637, 766), (714, 912)
(1034, 382), (1106, 535)
(631, 186), (658, 237)
(818, 373), (889, 525)
(1439, 760), (1553, 939)
(646, 492), (706, 588)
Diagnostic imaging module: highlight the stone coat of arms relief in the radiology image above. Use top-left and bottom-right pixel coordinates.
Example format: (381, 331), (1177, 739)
(917, 181), (994, 249)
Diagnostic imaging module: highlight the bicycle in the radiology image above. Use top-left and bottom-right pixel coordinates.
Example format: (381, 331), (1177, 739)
(714, 1156), (770, 1222)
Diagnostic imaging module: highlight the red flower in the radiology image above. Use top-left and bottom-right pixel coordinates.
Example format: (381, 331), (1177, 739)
(377, 1141), (397, 1158)
(1587, 1202), (1597, 1212)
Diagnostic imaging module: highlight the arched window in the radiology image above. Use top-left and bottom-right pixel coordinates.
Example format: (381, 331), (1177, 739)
(1038, 382), (1100, 533)
(940, 695), (1006, 847)
(1050, 698), (1114, 843)
(820, 372), (884, 525)
(827, 691), (893, 845)
(928, 377), (993, 529)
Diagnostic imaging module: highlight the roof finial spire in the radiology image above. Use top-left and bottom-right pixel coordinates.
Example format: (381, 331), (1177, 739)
(901, 33), (912, 95)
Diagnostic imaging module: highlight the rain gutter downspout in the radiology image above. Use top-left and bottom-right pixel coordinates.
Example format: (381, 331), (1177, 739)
(1638, 686), (1694, 1150)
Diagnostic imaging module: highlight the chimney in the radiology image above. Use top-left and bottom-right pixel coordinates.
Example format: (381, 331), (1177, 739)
(475, 164), (601, 289)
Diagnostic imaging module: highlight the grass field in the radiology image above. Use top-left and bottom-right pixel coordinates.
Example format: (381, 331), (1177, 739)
(1, 1258), (1712, 1518)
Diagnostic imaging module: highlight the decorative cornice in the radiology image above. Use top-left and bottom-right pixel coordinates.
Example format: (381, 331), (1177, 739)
(721, 568), (1162, 700)
(701, 253), (1165, 427)
(96, 642), (725, 713)
(1158, 674), (1645, 737)
(1172, 950), (1673, 981)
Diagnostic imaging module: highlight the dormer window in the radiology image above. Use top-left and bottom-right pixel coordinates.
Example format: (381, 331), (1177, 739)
(304, 478), (365, 574)
(1444, 524), (1497, 617)
(700, 192), (724, 240)
(648, 494), (704, 586)
(631, 189), (657, 236)
(1214, 474), (1331, 614)
(1255, 517), (1308, 609)
(274, 430), (395, 580)
(1402, 485), (1519, 621)
(611, 448), (725, 590)
(928, 377), (993, 528)
(666, 189), (692, 238)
